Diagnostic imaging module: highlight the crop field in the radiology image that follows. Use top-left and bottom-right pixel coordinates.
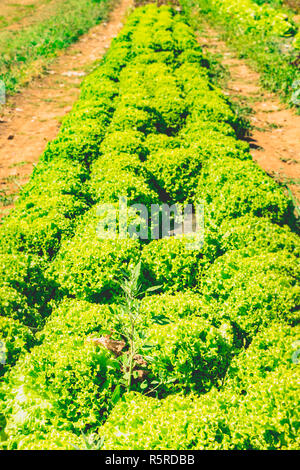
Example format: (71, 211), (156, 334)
(0, 1), (299, 452)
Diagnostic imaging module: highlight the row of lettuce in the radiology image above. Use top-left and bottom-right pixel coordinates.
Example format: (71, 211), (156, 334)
(0, 4), (299, 450)
(181, 0), (300, 106)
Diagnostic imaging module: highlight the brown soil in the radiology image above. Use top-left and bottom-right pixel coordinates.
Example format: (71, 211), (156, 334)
(197, 26), (300, 207)
(0, 0), (133, 218)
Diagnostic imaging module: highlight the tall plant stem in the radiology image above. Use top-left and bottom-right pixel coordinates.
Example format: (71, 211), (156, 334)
(127, 315), (135, 392)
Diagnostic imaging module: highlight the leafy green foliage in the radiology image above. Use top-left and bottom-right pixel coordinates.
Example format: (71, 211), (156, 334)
(1, 300), (122, 449)
(50, 208), (141, 303)
(141, 237), (205, 293)
(201, 249), (300, 337)
(0, 286), (36, 326)
(225, 322), (300, 389)
(196, 157), (295, 226)
(43, 118), (109, 167)
(216, 214), (300, 257)
(89, 152), (159, 208)
(140, 291), (203, 324)
(0, 193), (89, 259)
(101, 359), (299, 450)
(15, 428), (82, 451)
(145, 317), (234, 395)
(0, 317), (35, 376)
(100, 324), (299, 450)
(0, 253), (52, 326)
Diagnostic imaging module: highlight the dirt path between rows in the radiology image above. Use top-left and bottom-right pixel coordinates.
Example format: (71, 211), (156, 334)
(0, 0), (133, 218)
(197, 25), (300, 207)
